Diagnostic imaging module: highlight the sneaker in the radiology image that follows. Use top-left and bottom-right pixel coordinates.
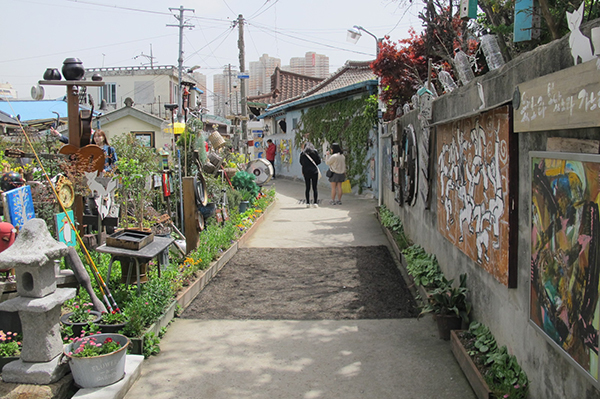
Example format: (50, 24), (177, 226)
(312, 204), (319, 208)
(306, 204), (311, 208)
(336, 200), (342, 205)
(329, 200), (336, 205)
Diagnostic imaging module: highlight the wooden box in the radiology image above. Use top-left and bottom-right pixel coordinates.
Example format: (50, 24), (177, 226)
(106, 229), (154, 250)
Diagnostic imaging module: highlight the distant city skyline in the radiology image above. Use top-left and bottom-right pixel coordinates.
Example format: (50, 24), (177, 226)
(1, 0), (422, 111)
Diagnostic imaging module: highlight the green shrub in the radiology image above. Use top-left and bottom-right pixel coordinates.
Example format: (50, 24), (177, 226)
(231, 171), (260, 201)
(402, 245), (444, 288)
(379, 206), (410, 249)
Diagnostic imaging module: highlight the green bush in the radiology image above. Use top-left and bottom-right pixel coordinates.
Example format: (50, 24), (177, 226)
(231, 171), (260, 203)
(379, 206), (410, 249)
(402, 245), (444, 288)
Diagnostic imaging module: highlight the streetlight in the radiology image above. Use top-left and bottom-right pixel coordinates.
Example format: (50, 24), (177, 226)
(347, 25), (384, 206)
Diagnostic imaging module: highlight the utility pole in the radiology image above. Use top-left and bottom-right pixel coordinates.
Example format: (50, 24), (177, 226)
(227, 64), (233, 116)
(235, 14), (248, 157)
(168, 6), (194, 120)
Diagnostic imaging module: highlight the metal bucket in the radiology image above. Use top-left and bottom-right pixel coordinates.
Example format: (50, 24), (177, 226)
(208, 131), (226, 149)
(63, 333), (130, 388)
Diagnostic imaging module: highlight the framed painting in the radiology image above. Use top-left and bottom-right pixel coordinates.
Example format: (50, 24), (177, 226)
(530, 151), (600, 385)
(3, 185), (35, 230)
(55, 210), (77, 246)
(436, 106), (517, 286)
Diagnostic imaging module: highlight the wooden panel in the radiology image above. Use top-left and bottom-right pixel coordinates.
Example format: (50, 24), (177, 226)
(437, 106), (513, 286)
(182, 177), (199, 255)
(514, 60), (600, 132)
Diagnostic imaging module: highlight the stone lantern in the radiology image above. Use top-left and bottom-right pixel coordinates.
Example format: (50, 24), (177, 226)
(0, 218), (75, 384)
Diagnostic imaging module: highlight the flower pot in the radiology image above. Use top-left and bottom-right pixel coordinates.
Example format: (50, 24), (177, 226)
(60, 310), (102, 338)
(97, 322), (127, 334)
(63, 333), (130, 388)
(239, 200), (250, 213)
(435, 313), (462, 340)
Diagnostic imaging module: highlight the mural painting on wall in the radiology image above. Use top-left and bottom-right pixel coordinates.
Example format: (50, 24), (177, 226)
(436, 106), (511, 286)
(279, 139), (292, 170)
(395, 123), (418, 206)
(530, 152), (600, 382)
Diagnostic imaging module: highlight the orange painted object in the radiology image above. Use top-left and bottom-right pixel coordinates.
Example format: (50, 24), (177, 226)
(0, 222), (16, 275)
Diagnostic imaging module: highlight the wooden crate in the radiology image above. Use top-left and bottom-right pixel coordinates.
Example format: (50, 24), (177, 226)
(106, 229), (154, 250)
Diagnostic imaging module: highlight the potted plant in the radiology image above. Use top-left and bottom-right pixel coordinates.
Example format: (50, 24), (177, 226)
(238, 189), (254, 213)
(97, 311), (129, 334)
(419, 273), (471, 340)
(63, 332), (130, 388)
(60, 301), (102, 338)
(0, 330), (21, 370)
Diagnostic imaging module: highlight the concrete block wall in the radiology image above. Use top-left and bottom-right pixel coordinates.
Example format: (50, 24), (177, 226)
(383, 19), (600, 399)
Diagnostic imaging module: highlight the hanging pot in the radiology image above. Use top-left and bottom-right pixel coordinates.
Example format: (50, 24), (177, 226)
(62, 58), (85, 81)
(43, 68), (61, 81)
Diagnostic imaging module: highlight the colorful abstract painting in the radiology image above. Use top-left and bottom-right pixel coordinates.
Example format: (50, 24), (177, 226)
(436, 106), (513, 286)
(530, 152), (600, 381)
(3, 185), (35, 229)
(55, 210), (76, 247)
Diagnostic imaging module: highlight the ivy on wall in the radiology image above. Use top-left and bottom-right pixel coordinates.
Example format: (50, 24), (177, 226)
(295, 95), (378, 192)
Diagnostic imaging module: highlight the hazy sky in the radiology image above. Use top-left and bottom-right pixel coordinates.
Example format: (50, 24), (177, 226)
(2, 0), (423, 109)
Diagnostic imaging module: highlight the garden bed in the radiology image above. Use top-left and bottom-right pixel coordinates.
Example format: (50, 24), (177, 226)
(176, 198), (273, 310)
(129, 199), (274, 354)
(376, 207), (428, 304)
(450, 330), (492, 399)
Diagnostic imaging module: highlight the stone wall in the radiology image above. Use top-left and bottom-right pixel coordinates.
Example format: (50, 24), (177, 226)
(383, 19), (600, 399)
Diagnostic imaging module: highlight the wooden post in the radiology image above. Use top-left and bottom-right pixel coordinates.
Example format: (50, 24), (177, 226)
(182, 177), (199, 254)
(66, 84), (81, 147)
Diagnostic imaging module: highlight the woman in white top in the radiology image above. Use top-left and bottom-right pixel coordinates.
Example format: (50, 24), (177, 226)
(325, 143), (346, 205)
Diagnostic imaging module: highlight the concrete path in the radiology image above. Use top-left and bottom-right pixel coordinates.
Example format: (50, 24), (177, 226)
(124, 178), (476, 399)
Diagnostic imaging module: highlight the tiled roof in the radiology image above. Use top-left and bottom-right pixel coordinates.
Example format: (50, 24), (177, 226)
(247, 67), (323, 105)
(268, 60), (376, 110)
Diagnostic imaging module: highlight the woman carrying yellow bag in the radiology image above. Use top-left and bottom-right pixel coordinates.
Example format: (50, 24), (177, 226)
(325, 143), (346, 205)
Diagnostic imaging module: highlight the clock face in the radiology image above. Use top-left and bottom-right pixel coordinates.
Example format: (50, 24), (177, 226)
(57, 181), (75, 208)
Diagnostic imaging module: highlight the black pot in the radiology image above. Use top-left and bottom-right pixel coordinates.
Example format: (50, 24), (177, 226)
(60, 310), (102, 337)
(62, 58), (85, 81)
(97, 322), (127, 334)
(91, 73), (103, 82)
(43, 68), (61, 81)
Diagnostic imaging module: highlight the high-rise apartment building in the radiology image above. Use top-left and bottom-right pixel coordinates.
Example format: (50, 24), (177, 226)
(286, 52), (330, 79)
(212, 65), (240, 117)
(248, 54), (281, 96)
(190, 72), (208, 110)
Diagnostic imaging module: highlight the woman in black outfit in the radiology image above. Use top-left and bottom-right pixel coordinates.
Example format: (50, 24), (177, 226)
(299, 142), (321, 208)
